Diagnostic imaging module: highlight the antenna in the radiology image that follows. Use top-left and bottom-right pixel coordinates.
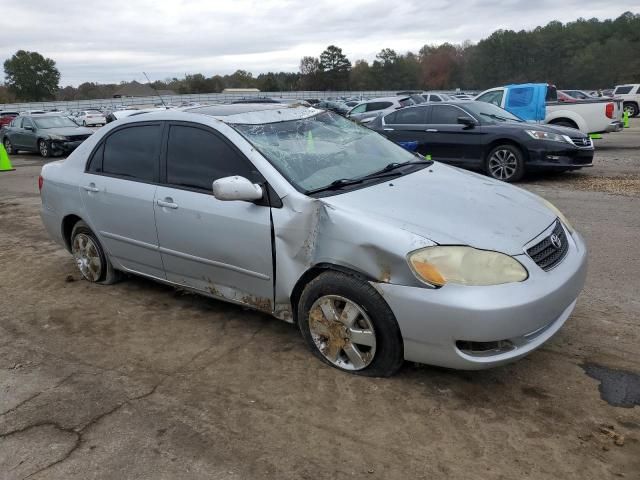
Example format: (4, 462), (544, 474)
(143, 72), (168, 108)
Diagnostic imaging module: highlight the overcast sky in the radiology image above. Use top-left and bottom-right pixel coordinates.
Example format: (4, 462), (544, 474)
(2, 0), (638, 86)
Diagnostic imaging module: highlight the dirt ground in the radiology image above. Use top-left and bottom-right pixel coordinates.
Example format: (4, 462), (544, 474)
(1, 121), (639, 480)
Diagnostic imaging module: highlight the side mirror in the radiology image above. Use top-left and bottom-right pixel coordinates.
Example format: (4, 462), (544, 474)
(212, 176), (263, 202)
(457, 116), (477, 128)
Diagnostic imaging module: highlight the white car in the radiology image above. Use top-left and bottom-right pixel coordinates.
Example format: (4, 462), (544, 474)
(612, 84), (640, 117)
(347, 96), (415, 124)
(75, 110), (106, 127)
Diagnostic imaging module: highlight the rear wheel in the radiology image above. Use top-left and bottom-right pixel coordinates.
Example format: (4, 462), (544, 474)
(485, 144), (525, 182)
(551, 120), (578, 129)
(70, 221), (121, 284)
(38, 139), (50, 158)
(297, 271), (404, 377)
(3, 138), (17, 154)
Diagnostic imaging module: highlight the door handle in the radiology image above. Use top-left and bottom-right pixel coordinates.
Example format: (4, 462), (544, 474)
(83, 184), (99, 193)
(383, 128), (394, 131)
(157, 198), (178, 209)
(425, 129), (438, 132)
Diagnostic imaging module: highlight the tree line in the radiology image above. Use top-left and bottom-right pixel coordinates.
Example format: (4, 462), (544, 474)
(2, 12), (638, 103)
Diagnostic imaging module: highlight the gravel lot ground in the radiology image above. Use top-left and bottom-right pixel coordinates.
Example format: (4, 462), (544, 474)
(1, 121), (639, 479)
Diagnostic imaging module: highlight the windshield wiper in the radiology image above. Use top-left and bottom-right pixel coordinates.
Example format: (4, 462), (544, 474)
(305, 159), (431, 195)
(480, 112), (522, 123)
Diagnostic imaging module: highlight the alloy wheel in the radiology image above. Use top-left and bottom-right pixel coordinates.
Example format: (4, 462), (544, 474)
(308, 295), (377, 371)
(3, 138), (13, 154)
(39, 140), (49, 157)
(488, 149), (518, 180)
(72, 233), (102, 281)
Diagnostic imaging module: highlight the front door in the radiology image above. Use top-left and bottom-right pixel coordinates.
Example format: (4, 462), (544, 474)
(79, 122), (166, 278)
(154, 123), (274, 310)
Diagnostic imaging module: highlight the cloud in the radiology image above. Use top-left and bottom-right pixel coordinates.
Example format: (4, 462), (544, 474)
(1, 0), (637, 85)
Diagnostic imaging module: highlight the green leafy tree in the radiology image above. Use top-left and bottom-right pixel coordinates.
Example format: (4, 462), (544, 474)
(4, 50), (60, 101)
(319, 45), (352, 90)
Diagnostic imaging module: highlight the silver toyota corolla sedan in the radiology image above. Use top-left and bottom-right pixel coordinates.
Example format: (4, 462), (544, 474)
(39, 104), (587, 376)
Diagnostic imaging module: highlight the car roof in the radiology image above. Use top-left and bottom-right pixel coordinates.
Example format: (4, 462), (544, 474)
(145, 104), (323, 125)
(359, 96), (409, 103)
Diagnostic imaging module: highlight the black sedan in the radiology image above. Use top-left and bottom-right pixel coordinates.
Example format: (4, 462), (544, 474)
(368, 101), (594, 182)
(1, 115), (93, 158)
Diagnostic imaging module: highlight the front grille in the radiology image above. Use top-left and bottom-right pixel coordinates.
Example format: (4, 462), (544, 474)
(526, 221), (569, 271)
(66, 135), (91, 142)
(569, 136), (592, 148)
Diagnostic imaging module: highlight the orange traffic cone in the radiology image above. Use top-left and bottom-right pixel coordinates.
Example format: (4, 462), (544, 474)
(0, 143), (15, 172)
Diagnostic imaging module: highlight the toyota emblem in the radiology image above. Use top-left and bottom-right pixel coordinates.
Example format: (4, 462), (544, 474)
(550, 234), (562, 249)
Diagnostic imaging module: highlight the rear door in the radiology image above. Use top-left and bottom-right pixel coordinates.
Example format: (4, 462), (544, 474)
(379, 107), (429, 152)
(80, 122), (166, 278)
(153, 123), (274, 309)
(424, 104), (485, 166)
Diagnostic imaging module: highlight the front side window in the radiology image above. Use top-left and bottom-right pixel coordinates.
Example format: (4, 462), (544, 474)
(166, 125), (260, 191)
(234, 111), (419, 193)
(430, 105), (466, 124)
(101, 124), (162, 182)
(366, 102), (393, 112)
(349, 104), (366, 114)
(476, 90), (504, 106)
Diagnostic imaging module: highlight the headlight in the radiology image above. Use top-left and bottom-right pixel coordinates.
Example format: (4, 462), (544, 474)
(47, 134), (68, 141)
(525, 130), (567, 143)
(408, 246), (528, 287)
(540, 198), (574, 233)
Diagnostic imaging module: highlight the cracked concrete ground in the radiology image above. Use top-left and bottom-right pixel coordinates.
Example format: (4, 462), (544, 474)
(1, 121), (639, 479)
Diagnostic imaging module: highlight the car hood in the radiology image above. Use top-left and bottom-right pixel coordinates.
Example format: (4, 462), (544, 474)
(41, 127), (94, 137)
(321, 163), (556, 256)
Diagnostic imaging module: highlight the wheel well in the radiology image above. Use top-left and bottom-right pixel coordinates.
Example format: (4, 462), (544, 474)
(549, 118), (578, 129)
(61, 214), (83, 251)
(289, 263), (375, 324)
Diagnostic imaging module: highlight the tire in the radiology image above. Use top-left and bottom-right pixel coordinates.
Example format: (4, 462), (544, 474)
(70, 220), (121, 284)
(38, 139), (50, 158)
(624, 102), (639, 118)
(485, 144), (525, 182)
(297, 271), (404, 377)
(3, 137), (17, 155)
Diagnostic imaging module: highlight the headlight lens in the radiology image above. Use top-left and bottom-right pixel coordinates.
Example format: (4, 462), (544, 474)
(408, 246), (528, 287)
(525, 130), (567, 143)
(540, 198), (574, 233)
(48, 134), (68, 141)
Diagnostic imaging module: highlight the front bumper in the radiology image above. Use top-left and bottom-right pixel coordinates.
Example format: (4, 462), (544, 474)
(527, 144), (594, 169)
(375, 227), (588, 370)
(50, 140), (85, 155)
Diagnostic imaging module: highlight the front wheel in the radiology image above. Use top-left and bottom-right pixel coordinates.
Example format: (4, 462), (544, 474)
(71, 221), (121, 284)
(624, 102), (639, 118)
(38, 139), (50, 158)
(298, 271), (404, 376)
(485, 144), (525, 182)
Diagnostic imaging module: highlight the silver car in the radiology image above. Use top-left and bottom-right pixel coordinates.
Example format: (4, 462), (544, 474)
(347, 96), (414, 124)
(39, 104), (587, 376)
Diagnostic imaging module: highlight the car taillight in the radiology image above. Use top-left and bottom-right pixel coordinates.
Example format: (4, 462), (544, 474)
(38, 175), (43, 192)
(605, 103), (614, 119)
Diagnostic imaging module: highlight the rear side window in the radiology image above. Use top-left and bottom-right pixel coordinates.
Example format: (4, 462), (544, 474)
(429, 95), (442, 102)
(430, 105), (465, 124)
(385, 107), (427, 125)
(614, 86), (633, 95)
(398, 98), (414, 107)
(366, 102), (393, 112)
(166, 125), (260, 191)
(101, 124), (162, 182)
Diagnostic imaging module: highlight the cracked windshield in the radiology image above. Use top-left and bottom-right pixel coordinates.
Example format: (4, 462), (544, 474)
(234, 111), (417, 192)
